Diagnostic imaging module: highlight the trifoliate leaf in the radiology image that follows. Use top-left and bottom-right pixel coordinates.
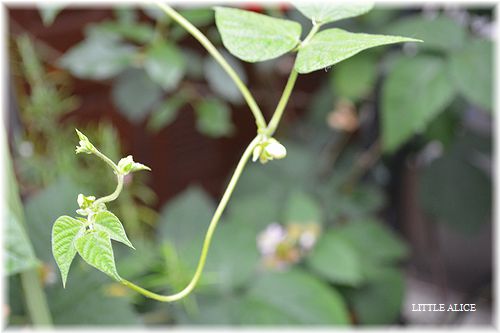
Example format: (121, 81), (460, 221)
(75, 230), (121, 281)
(94, 211), (134, 249)
(52, 215), (85, 287)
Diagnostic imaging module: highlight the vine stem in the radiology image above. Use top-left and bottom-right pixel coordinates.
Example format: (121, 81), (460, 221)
(265, 68), (298, 136)
(155, 2), (267, 131)
(265, 23), (321, 136)
(121, 136), (260, 301)
(91, 148), (124, 206)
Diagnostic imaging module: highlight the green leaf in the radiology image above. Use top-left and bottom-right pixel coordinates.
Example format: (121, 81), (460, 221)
(94, 211), (134, 249)
(147, 95), (186, 132)
(331, 52), (378, 101)
(448, 39), (492, 111)
(337, 219), (409, 263)
(381, 55), (456, 152)
(59, 36), (137, 79)
(23, 178), (141, 325)
(144, 41), (186, 92)
(295, 28), (420, 74)
(283, 190), (321, 225)
(307, 231), (364, 286)
(112, 68), (163, 123)
(348, 267), (404, 324)
(51, 216), (85, 287)
(75, 230), (121, 281)
(194, 98), (234, 137)
(387, 15), (466, 52)
(246, 269), (350, 324)
(204, 51), (247, 104)
(294, 2), (374, 25)
(5, 212), (39, 275)
(214, 7), (302, 62)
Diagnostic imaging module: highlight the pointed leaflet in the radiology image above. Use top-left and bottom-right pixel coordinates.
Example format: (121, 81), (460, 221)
(214, 7), (301, 62)
(93, 211), (134, 249)
(295, 28), (421, 74)
(75, 230), (121, 281)
(52, 216), (85, 287)
(295, 2), (374, 25)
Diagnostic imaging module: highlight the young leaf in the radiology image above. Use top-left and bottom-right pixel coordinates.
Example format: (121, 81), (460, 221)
(94, 211), (135, 249)
(75, 230), (121, 281)
(144, 41), (186, 92)
(214, 7), (301, 62)
(294, 2), (374, 25)
(52, 215), (85, 287)
(295, 28), (421, 74)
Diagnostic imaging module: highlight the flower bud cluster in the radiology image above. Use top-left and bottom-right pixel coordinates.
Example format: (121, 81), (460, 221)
(252, 135), (287, 164)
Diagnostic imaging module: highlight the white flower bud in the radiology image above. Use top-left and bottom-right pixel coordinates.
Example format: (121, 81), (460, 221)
(264, 139), (287, 160)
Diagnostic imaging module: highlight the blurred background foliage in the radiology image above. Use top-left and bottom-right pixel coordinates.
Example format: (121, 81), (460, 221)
(6, 3), (493, 327)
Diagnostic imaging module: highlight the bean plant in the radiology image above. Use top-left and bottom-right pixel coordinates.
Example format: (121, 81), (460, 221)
(51, 2), (420, 302)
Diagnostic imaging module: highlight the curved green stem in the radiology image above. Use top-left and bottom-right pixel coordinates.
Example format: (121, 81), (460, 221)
(156, 3), (267, 131)
(93, 148), (120, 174)
(121, 136), (260, 301)
(94, 173), (124, 206)
(265, 68), (298, 136)
(91, 148), (124, 206)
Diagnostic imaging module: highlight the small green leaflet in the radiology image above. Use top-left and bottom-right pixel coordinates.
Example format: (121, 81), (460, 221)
(295, 28), (421, 74)
(75, 230), (121, 281)
(214, 7), (301, 62)
(94, 211), (135, 249)
(294, 2), (374, 25)
(52, 216), (85, 287)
